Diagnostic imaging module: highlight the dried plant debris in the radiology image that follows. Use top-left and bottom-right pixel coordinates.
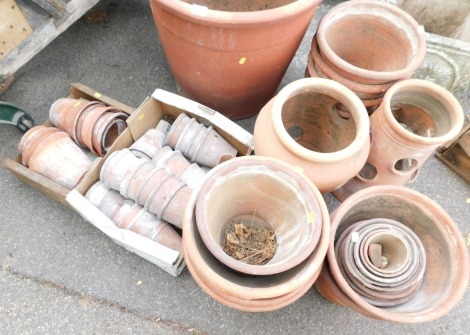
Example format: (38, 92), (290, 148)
(222, 220), (277, 265)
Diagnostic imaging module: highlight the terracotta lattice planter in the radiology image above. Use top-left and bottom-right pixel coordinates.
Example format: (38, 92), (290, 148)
(254, 78), (370, 193)
(149, 0), (323, 119)
(333, 79), (464, 201)
(315, 185), (469, 323)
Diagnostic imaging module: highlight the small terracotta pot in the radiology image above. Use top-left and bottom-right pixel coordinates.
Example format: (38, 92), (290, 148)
(254, 77), (370, 193)
(315, 185), (469, 323)
(135, 167), (171, 207)
(182, 158), (330, 310)
(129, 128), (167, 160)
(333, 79), (465, 201)
(92, 111), (128, 156)
(85, 181), (126, 219)
(167, 114), (238, 167)
(179, 163), (206, 191)
(195, 156), (325, 275)
(19, 126), (92, 189)
(316, 0), (426, 85)
(100, 149), (146, 191)
(120, 160), (156, 200)
(150, 0), (322, 119)
(152, 146), (191, 178)
(114, 202), (182, 253)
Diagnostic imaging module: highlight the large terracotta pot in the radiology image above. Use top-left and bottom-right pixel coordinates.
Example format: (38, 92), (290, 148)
(149, 0), (323, 120)
(316, 0), (426, 85)
(254, 78), (370, 193)
(333, 79), (464, 201)
(182, 156), (330, 311)
(315, 185), (469, 323)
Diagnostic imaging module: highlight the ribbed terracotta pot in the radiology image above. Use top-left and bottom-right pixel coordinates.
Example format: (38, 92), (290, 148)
(18, 126), (92, 189)
(182, 156), (330, 311)
(254, 78), (370, 193)
(333, 79), (465, 201)
(315, 185), (469, 323)
(316, 0), (426, 85)
(149, 0), (323, 120)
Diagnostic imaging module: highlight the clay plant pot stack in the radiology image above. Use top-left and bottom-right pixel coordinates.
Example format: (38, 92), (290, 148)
(128, 120), (171, 159)
(49, 98), (128, 156)
(183, 156), (330, 312)
(165, 114), (238, 168)
(333, 79), (464, 202)
(85, 181), (182, 253)
(149, 0), (323, 120)
(305, 0), (426, 113)
(315, 185), (469, 323)
(18, 125), (92, 189)
(254, 77), (370, 193)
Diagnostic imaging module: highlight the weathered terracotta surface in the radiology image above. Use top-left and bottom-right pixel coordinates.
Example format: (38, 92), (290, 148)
(182, 157), (330, 311)
(150, 0), (323, 119)
(85, 181), (126, 219)
(333, 79), (464, 201)
(129, 128), (166, 160)
(316, 0), (426, 85)
(195, 156), (325, 275)
(315, 185), (469, 323)
(254, 78), (370, 193)
(18, 126), (92, 189)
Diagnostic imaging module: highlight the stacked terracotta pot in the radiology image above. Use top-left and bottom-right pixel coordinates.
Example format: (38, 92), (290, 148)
(85, 181), (182, 253)
(183, 156), (330, 312)
(315, 186), (469, 323)
(18, 125), (92, 189)
(49, 98), (128, 156)
(305, 0), (426, 113)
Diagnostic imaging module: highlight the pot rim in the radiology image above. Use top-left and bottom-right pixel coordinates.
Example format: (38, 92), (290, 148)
(316, 0), (426, 82)
(183, 156), (330, 299)
(379, 79), (464, 145)
(151, 0), (322, 26)
(271, 78), (370, 163)
(327, 185), (470, 323)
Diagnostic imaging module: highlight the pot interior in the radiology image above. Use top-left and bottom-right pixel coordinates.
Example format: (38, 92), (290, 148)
(281, 92), (357, 153)
(390, 91), (452, 138)
(182, 0), (294, 12)
(200, 169), (315, 267)
(334, 194), (456, 314)
(324, 15), (414, 72)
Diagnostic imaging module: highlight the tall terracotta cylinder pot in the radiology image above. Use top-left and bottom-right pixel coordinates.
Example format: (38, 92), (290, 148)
(333, 79), (464, 201)
(316, 0), (426, 85)
(315, 185), (469, 323)
(149, 0), (323, 120)
(254, 78), (370, 193)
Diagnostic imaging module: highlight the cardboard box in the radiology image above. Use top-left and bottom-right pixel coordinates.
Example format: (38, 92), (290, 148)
(5, 83), (254, 276)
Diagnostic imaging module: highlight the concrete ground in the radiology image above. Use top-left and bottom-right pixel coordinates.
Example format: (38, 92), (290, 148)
(0, 1), (469, 334)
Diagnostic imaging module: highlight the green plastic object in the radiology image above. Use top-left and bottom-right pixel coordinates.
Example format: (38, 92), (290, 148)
(0, 102), (35, 132)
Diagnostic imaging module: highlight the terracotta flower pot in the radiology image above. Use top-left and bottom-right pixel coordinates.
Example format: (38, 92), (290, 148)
(92, 111), (128, 156)
(316, 0), (426, 85)
(19, 126), (61, 166)
(85, 181), (127, 219)
(149, 0), (323, 119)
(100, 149), (146, 191)
(166, 114), (238, 167)
(129, 128), (167, 160)
(333, 79), (465, 201)
(152, 146), (191, 178)
(195, 156), (325, 275)
(182, 157), (330, 311)
(315, 185), (469, 323)
(254, 77), (370, 193)
(18, 126), (92, 189)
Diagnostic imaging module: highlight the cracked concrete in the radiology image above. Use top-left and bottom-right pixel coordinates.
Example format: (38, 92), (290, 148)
(0, 0), (469, 334)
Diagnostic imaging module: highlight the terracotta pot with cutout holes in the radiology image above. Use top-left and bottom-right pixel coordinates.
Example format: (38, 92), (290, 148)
(254, 78), (370, 193)
(333, 79), (464, 202)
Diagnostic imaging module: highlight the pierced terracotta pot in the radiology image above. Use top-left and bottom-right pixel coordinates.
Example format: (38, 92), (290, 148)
(333, 79), (465, 201)
(114, 202), (182, 253)
(85, 181), (126, 219)
(166, 114), (238, 167)
(254, 78), (370, 193)
(182, 156), (330, 311)
(129, 128), (167, 160)
(316, 0), (426, 85)
(18, 126), (92, 189)
(315, 185), (469, 323)
(150, 0), (323, 119)
(195, 156), (325, 275)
